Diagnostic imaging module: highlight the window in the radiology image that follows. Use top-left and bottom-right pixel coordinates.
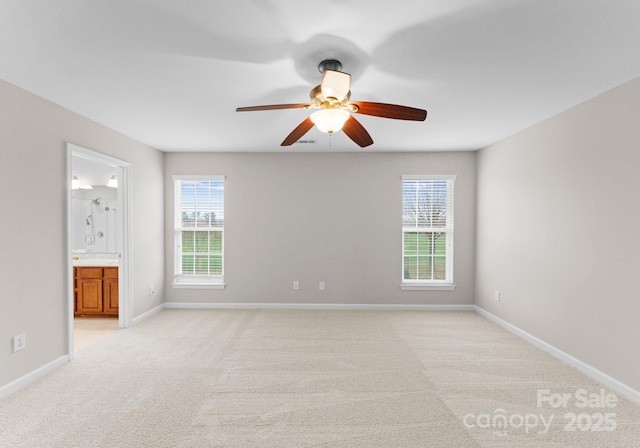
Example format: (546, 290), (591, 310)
(402, 175), (455, 290)
(173, 175), (225, 288)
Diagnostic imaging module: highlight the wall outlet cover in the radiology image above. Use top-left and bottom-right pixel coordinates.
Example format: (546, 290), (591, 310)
(13, 333), (26, 352)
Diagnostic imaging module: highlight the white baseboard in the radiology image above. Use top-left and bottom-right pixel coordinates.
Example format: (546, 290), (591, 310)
(474, 306), (640, 406)
(132, 303), (166, 326)
(164, 302), (475, 311)
(0, 355), (69, 400)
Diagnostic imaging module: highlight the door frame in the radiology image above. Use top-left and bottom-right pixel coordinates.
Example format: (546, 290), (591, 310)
(66, 143), (133, 359)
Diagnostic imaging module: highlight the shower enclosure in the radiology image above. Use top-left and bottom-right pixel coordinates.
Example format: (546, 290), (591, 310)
(71, 197), (118, 253)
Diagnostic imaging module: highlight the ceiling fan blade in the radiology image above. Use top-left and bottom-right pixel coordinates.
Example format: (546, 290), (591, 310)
(350, 101), (427, 121)
(236, 103), (310, 112)
(281, 118), (315, 146)
(321, 70), (351, 102)
(342, 115), (374, 148)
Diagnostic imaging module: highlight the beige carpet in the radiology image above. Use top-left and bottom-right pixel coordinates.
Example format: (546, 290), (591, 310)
(1, 309), (638, 447)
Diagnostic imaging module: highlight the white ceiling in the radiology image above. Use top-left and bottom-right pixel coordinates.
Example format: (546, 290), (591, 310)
(2, 0), (640, 152)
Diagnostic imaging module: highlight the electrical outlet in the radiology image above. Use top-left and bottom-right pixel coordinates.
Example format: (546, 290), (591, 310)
(13, 333), (25, 352)
(149, 285), (155, 295)
(494, 291), (501, 302)
(319, 281), (325, 291)
(293, 281), (299, 290)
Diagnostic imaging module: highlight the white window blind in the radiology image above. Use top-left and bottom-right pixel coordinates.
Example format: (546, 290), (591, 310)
(173, 175), (225, 287)
(402, 175), (455, 289)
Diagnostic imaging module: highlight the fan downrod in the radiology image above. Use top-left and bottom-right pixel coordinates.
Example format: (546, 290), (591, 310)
(318, 59), (342, 73)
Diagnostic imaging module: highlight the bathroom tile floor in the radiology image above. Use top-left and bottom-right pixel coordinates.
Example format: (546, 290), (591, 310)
(74, 317), (119, 352)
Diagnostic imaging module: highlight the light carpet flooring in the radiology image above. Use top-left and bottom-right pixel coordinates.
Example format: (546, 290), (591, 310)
(1, 309), (639, 447)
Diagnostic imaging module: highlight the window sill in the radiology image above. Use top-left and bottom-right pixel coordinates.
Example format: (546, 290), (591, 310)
(172, 283), (226, 290)
(401, 283), (456, 291)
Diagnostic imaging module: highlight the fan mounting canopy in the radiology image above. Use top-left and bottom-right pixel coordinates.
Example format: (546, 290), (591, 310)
(318, 59), (342, 73)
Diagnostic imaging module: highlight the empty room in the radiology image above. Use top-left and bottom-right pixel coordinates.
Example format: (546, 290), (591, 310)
(1, 1), (639, 447)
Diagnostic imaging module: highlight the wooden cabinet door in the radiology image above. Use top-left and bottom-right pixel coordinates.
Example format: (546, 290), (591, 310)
(103, 277), (119, 315)
(77, 278), (103, 314)
(74, 266), (118, 317)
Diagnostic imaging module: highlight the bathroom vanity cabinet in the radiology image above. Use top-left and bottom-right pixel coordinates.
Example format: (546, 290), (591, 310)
(74, 267), (119, 317)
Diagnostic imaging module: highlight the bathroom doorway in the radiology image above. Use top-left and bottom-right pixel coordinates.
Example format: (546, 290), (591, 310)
(66, 144), (132, 359)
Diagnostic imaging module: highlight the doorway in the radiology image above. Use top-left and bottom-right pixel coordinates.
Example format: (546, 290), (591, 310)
(66, 144), (132, 359)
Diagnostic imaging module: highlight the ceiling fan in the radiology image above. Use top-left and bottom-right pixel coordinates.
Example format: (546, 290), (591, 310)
(236, 59), (427, 148)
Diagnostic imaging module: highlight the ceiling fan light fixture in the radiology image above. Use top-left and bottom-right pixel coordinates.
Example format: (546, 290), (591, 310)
(236, 57), (426, 147)
(310, 109), (350, 134)
(320, 70), (351, 102)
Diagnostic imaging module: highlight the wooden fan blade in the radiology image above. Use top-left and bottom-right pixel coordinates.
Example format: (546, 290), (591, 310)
(236, 103), (310, 112)
(342, 115), (374, 148)
(281, 118), (315, 146)
(350, 101), (427, 121)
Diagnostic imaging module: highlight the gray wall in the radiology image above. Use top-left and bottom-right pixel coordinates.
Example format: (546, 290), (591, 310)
(0, 79), (165, 388)
(164, 151), (476, 305)
(475, 76), (640, 391)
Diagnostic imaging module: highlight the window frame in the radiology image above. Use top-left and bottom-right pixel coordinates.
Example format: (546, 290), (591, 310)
(172, 175), (226, 289)
(401, 175), (456, 291)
